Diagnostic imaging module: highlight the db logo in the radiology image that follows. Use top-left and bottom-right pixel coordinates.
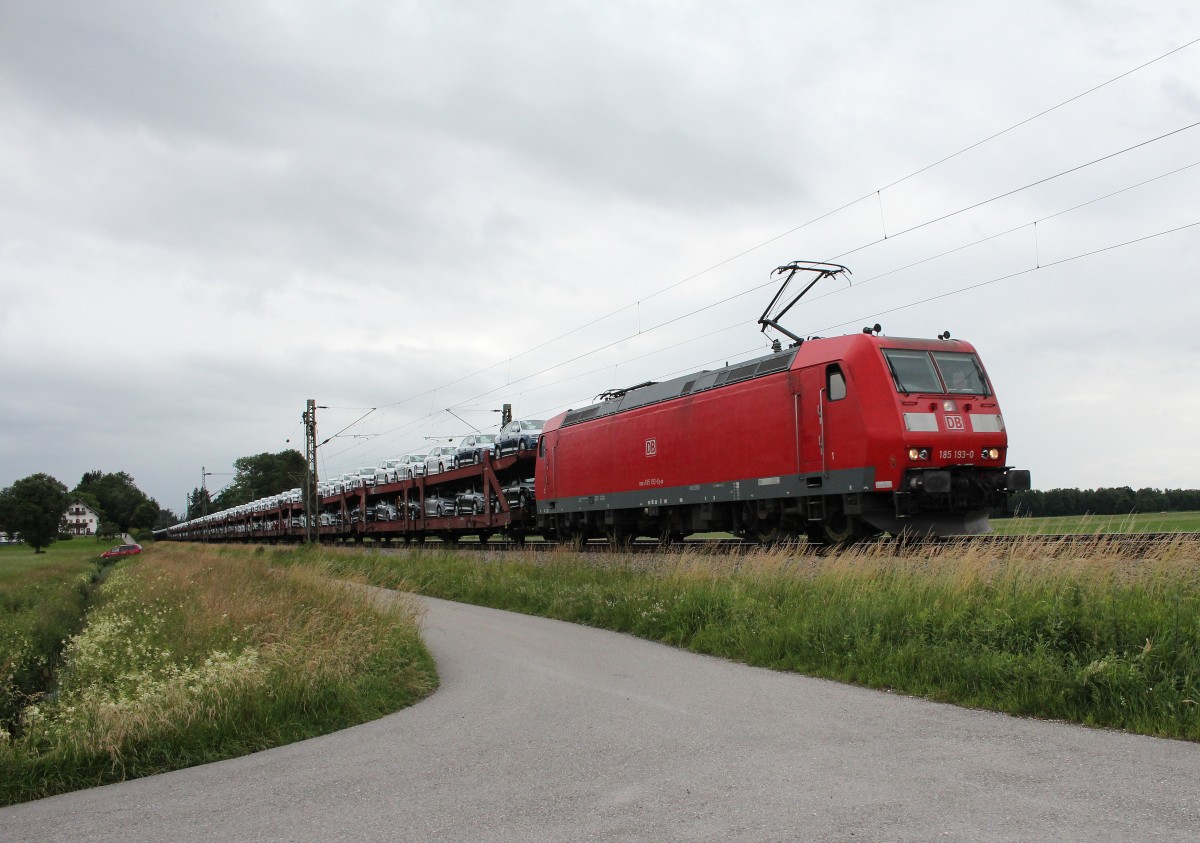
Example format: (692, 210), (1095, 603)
(945, 415), (965, 431)
(645, 438), (658, 457)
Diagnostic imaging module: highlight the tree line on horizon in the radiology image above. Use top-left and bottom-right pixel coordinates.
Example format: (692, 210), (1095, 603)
(1, 450), (308, 552)
(1008, 486), (1200, 518)
(185, 450), (307, 520)
(0, 471), (168, 552)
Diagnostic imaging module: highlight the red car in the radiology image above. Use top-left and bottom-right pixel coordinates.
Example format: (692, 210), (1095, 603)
(101, 544), (142, 559)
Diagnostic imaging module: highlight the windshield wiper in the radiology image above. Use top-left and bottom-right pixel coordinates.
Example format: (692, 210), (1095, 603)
(883, 354), (911, 396)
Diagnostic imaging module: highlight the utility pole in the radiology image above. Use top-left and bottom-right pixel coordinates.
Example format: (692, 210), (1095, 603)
(201, 466), (213, 517)
(303, 399), (319, 544)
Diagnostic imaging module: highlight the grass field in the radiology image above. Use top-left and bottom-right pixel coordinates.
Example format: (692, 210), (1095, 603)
(0, 539), (116, 736)
(305, 534), (1200, 742)
(0, 543), (437, 806)
(991, 510), (1200, 534)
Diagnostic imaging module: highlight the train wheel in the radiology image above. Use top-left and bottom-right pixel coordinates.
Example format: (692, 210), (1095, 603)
(807, 509), (877, 546)
(756, 525), (796, 547)
(757, 526), (777, 545)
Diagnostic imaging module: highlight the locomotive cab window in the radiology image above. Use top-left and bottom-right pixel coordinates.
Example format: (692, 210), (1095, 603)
(826, 365), (846, 401)
(882, 348), (991, 396)
(882, 349), (942, 393)
(931, 351), (991, 396)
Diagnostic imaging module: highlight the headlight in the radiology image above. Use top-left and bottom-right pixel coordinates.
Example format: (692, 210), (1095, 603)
(908, 447), (930, 461)
(983, 447), (1000, 460)
(943, 400), (957, 412)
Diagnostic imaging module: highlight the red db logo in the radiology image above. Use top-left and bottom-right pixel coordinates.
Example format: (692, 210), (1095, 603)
(945, 415), (965, 431)
(645, 438), (657, 457)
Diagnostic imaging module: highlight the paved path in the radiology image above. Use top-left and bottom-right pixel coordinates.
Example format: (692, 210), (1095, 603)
(3, 595), (1198, 841)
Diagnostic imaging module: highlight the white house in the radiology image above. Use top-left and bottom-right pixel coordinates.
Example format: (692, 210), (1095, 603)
(62, 500), (101, 535)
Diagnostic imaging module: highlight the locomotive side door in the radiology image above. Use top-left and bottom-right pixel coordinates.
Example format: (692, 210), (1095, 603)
(537, 430), (555, 503)
(795, 366), (822, 476)
(795, 363), (847, 478)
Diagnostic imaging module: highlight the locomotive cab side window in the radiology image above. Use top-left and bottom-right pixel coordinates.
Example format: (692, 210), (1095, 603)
(826, 365), (847, 401)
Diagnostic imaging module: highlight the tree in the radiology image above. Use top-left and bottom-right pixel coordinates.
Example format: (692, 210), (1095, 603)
(1009, 489), (1042, 517)
(74, 471), (160, 533)
(132, 500), (159, 530)
(98, 520), (120, 539)
(213, 450), (307, 509)
(186, 486), (212, 520)
(1134, 487), (1166, 513)
(0, 474), (71, 553)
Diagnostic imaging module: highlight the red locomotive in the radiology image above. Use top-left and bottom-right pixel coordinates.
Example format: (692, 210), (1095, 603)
(535, 262), (1030, 543)
(536, 330), (1029, 543)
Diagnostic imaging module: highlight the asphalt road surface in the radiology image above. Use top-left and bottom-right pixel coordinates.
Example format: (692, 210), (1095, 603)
(3, 594), (1198, 842)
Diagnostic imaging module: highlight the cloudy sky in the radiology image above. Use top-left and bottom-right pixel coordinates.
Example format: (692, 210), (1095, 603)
(2, 0), (1198, 513)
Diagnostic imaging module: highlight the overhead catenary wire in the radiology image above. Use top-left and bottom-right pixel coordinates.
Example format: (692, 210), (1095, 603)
(323, 185), (1200, 471)
(807, 158), (1200, 304)
(876, 35), (1200, 192)
(322, 145), (1199, 475)
(829, 120), (1200, 263)
(522, 219), (1200, 425)
(434, 128), (1199, 412)
(327, 209), (1199, 473)
(812, 220), (1200, 336)
(381, 118), (1200, 433)
(366, 35), (1200, 416)
(318, 407), (378, 447)
(309, 40), (1200, 473)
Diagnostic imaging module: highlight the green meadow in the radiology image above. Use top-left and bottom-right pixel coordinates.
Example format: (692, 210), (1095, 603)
(0, 543), (436, 806)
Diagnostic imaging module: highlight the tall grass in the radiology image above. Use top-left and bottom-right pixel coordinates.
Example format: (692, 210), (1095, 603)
(323, 536), (1200, 741)
(0, 545), (105, 733)
(0, 544), (437, 806)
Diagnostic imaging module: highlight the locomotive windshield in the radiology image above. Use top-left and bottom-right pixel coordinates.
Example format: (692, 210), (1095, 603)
(932, 351), (990, 395)
(882, 349), (991, 396)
